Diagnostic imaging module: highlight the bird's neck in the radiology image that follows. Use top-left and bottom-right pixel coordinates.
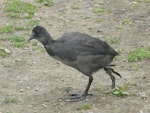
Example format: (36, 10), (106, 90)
(41, 34), (54, 46)
(43, 38), (55, 56)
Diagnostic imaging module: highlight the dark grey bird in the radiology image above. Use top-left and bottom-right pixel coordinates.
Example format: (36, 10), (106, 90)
(28, 26), (121, 101)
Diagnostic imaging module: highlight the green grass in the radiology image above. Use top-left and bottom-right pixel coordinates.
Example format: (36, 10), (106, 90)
(0, 35), (26, 48)
(32, 41), (38, 46)
(115, 49), (121, 54)
(77, 104), (92, 110)
(98, 1), (105, 5)
(11, 35), (26, 47)
(31, 41), (46, 52)
(71, 5), (80, 10)
(0, 25), (14, 34)
(4, 0), (36, 18)
(109, 37), (121, 44)
(4, 96), (18, 104)
(13, 42), (25, 47)
(96, 18), (103, 23)
(63, 87), (73, 93)
(35, 0), (54, 6)
(58, 10), (66, 15)
(93, 7), (107, 14)
(0, 48), (8, 58)
(111, 85), (129, 97)
(0, 25), (30, 34)
(63, 20), (68, 26)
(115, 19), (133, 30)
(0, 35), (11, 41)
(115, 18), (133, 29)
(129, 63), (140, 71)
(5, 112), (14, 113)
(28, 20), (39, 26)
(77, 0), (83, 3)
(121, 19), (133, 26)
(92, 86), (101, 91)
(134, 0), (150, 3)
(11, 35), (25, 42)
(14, 26), (30, 31)
(127, 6), (136, 11)
(115, 24), (123, 29)
(128, 47), (150, 62)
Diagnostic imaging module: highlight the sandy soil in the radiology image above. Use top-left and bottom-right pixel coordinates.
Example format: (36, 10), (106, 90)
(0, 0), (150, 113)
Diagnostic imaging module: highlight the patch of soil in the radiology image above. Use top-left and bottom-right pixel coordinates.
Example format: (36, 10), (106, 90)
(0, 0), (150, 113)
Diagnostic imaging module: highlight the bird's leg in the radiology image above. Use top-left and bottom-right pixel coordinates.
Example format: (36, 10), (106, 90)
(59, 75), (93, 102)
(104, 68), (115, 88)
(83, 75), (93, 96)
(108, 68), (121, 78)
(69, 75), (93, 100)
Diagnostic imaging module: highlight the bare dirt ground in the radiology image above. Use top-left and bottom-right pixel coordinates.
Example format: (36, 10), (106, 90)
(0, 0), (150, 113)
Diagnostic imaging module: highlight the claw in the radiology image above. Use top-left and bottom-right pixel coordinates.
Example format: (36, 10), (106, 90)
(58, 94), (86, 102)
(58, 93), (92, 102)
(108, 68), (121, 78)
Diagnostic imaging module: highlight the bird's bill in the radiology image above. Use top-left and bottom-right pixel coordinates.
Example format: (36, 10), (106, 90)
(28, 34), (34, 42)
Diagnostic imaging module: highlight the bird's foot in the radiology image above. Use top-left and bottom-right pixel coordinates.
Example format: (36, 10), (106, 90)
(69, 93), (92, 97)
(58, 94), (85, 102)
(58, 93), (92, 102)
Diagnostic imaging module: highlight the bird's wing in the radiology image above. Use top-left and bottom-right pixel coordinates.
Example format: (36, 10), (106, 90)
(73, 37), (112, 56)
(52, 33), (117, 62)
(54, 38), (109, 61)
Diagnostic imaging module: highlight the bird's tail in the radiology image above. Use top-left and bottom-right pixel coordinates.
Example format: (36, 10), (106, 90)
(104, 67), (121, 78)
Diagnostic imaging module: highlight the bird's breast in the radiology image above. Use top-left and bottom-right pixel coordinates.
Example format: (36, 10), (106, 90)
(51, 55), (76, 68)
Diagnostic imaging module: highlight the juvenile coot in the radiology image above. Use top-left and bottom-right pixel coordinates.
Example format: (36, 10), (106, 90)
(28, 26), (121, 101)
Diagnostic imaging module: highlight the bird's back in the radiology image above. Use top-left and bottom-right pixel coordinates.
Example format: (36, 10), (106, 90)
(56, 32), (118, 57)
(46, 32), (118, 75)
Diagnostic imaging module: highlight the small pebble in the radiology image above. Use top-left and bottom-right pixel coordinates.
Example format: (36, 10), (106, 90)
(33, 62), (36, 64)
(26, 87), (31, 89)
(4, 48), (11, 54)
(19, 80), (23, 83)
(140, 110), (143, 113)
(20, 89), (24, 92)
(15, 59), (21, 62)
(42, 103), (47, 107)
(138, 92), (147, 99)
(123, 59), (126, 62)
(132, 1), (138, 4)
(35, 87), (39, 91)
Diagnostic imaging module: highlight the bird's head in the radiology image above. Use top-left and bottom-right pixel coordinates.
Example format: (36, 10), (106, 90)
(28, 26), (50, 45)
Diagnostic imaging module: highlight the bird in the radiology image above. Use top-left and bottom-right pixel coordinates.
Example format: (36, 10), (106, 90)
(28, 26), (121, 101)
